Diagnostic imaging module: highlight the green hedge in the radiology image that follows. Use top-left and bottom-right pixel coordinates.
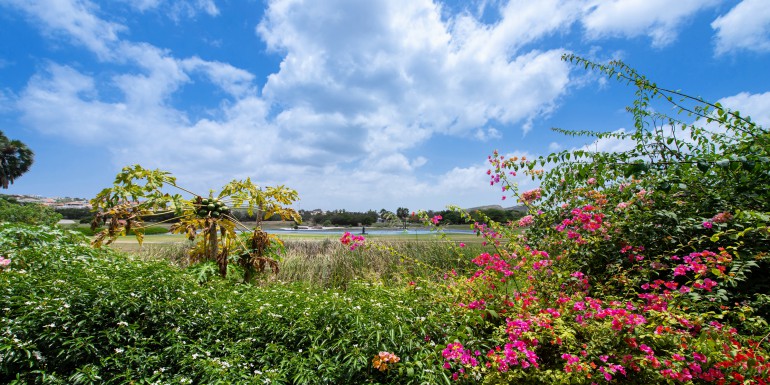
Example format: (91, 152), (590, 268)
(0, 224), (455, 384)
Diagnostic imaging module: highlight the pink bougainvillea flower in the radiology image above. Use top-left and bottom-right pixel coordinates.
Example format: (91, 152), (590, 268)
(339, 232), (365, 250)
(518, 215), (534, 227)
(710, 211), (733, 223)
(521, 188), (542, 203)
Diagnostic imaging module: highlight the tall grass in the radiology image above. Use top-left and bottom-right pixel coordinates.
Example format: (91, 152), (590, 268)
(131, 240), (195, 267)
(277, 239), (481, 288)
(126, 237), (485, 288)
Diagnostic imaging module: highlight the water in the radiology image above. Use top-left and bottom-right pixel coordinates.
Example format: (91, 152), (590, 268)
(265, 228), (474, 236)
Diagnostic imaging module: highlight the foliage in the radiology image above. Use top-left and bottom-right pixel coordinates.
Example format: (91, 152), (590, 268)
(397, 207), (411, 228)
(403, 55), (770, 383)
(498, 54), (770, 319)
(55, 207), (94, 221)
(0, 223), (458, 384)
(320, 55), (770, 383)
(90, 165), (300, 281)
(300, 209), (379, 226)
(0, 197), (62, 226)
(0, 131), (34, 189)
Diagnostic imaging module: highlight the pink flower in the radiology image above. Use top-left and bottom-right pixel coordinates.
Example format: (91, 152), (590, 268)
(710, 212), (733, 224)
(0, 256), (10, 267)
(459, 243), (466, 248)
(339, 232), (366, 250)
(561, 353), (580, 365)
(587, 178), (597, 185)
(702, 221), (713, 229)
(521, 188), (542, 203)
(431, 215), (443, 225)
(518, 215), (534, 227)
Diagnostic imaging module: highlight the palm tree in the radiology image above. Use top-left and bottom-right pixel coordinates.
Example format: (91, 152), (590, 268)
(0, 131), (34, 189)
(396, 207), (409, 229)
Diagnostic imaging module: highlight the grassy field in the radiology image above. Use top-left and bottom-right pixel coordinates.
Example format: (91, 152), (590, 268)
(101, 225), (489, 289)
(106, 225), (484, 252)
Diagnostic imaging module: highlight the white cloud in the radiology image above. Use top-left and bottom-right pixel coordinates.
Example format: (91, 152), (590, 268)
(2, 0), (125, 59)
(10, 0), (701, 210)
(168, 0), (219, 20)
(548, 142), (562, 151)
(181, 57), (257, 97)
(17, 64), (133, 142)
(712, 0), (770, 55)
(121, 0), (219, 19)
(475, 127), (502, 141)
(581, 0), (720, 47)
(258, 0), (573, 154)
(579, 129), (636, 153)
(717, 91), (770, 127)
(450, 0), (584, 60)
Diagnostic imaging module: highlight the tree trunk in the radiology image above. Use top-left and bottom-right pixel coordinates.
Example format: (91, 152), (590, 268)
(208, 221), (226, 277)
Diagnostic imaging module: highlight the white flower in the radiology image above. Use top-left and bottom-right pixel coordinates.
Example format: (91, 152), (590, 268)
(115, 348), (124, 354)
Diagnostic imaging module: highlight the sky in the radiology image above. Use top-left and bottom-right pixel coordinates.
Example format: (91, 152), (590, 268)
(1, 0), (769, 212)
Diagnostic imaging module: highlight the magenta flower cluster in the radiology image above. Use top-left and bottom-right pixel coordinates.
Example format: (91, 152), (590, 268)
(339, 232), (365, 251)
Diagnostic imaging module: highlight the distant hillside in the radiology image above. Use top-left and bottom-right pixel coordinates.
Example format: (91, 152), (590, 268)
(465, 204), (527, 212)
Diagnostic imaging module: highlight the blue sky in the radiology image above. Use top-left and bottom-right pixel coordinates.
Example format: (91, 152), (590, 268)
(1, 0), (769, 212)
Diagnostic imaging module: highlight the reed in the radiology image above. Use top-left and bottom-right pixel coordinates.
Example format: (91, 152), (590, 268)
(277, 239), (480, 288)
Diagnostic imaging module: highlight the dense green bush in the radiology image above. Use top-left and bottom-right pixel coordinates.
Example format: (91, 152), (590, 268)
(0, 224), (458, 384)
(54, 207), (93, 221)
(420, 56), (770, 383)
(0, 198), (62, 226)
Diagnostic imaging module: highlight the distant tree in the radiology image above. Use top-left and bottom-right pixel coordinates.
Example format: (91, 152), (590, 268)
(396, 207), (409, 229)
(379, 208), (393, 221)
(0, 197), (61, 226)
(0, 131), (34, 189)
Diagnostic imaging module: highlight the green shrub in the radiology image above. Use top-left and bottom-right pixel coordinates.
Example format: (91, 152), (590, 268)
(0, 198), (62, 226)
(0, 223), (458, 384)
(418, 56), (770, 384)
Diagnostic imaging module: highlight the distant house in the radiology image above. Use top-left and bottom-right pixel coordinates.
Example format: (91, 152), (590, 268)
(61, 201), (92, 209)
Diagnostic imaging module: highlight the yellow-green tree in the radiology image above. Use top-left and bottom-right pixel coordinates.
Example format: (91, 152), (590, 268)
(90, 165), (300, 281)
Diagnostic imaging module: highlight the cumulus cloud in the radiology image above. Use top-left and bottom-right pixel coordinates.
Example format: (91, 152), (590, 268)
(7, 0), (730, 210)
(717, 91), (770, 126)
(1, 0), (125, 59)
(581, 0), (720, 47)
(475, 127), (502, 141)
(712, 0), (770, 55)
(258, 0), (572, 160)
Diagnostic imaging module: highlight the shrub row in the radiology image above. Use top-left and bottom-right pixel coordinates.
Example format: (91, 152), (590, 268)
(0, 224), (458, 384)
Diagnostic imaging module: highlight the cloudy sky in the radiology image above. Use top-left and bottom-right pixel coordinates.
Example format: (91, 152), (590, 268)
(1, 0), (769, 212)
